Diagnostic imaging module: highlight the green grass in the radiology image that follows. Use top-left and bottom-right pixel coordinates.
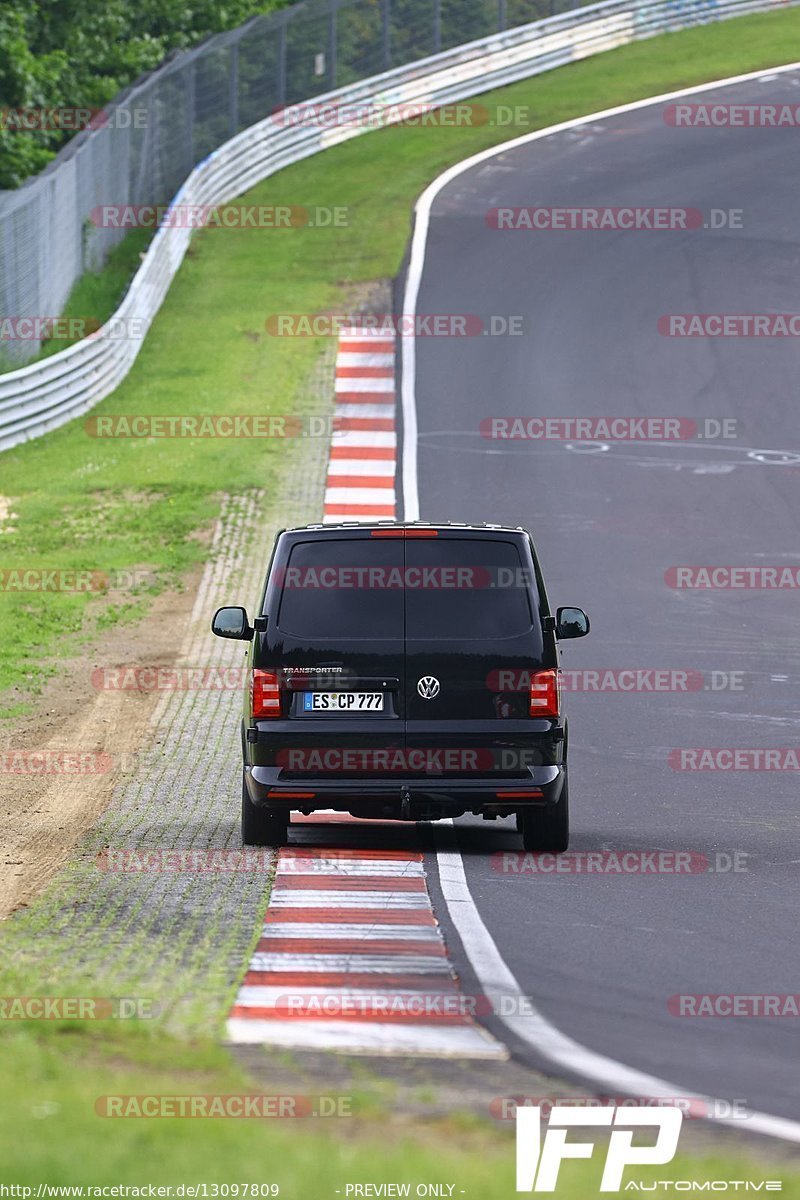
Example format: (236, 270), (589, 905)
(2, 8), (800, 715)
(42, 230), (155, 360)
(0, 232), (155, 373)
(0, 837), (277, 1043)
(1, 1024), (798, 1192)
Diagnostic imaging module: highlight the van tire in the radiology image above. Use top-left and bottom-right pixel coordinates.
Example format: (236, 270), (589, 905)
(241, 771), (289, 847)
(519, 777), (569, 853)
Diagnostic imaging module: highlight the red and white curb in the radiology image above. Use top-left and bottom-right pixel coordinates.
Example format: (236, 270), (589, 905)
(323, 328), (397, 522)
(226, 841), (505, 1057)
(226, 337), (500, 1055)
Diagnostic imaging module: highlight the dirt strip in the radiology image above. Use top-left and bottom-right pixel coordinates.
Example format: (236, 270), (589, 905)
(0, 574), (201, 919)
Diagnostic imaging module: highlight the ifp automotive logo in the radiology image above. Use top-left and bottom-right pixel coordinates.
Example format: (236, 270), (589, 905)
(515, 1105), (682, 1192)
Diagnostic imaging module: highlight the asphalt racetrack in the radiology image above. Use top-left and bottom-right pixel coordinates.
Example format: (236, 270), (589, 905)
(403, 68), (800, 1124)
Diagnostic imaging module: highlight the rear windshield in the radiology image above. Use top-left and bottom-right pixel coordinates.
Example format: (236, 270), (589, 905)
(276, 539), (403, 639)
(405, 539), (533, 640)
(276, 536), (535, 641)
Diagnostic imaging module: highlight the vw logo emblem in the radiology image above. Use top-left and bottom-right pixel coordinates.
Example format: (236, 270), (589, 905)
(417, 675), (440, 700)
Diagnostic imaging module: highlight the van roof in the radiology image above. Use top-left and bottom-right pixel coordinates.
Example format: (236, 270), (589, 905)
(284, 521), (528, 535)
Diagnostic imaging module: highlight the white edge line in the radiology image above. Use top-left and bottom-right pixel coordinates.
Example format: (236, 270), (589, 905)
(436, 836), (800, 1144)
(401, 61), (800, 1142)
(400, 58), (800, 523)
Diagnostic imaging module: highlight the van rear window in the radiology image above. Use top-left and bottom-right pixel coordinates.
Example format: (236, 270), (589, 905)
(405, 539), (534, 640)
(275, 537), (535, 641)
(276, 539), (404, 639)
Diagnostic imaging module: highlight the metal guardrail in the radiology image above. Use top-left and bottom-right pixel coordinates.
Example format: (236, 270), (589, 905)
(2, 0), (596, 374)
(0, 0), (793, 453)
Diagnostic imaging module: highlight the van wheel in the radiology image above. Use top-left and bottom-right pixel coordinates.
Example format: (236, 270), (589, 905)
(519, 777), (569, 853)
(241, 771), (289, 847)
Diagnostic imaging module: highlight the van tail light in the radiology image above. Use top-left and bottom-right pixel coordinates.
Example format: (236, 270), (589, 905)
(251, 670), (281, 718)
(370, 528), (438, 537)
(496, 790), (543, 799)
(529, 669), (560, 718)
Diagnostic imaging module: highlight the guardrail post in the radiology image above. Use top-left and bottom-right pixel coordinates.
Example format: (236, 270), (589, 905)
(498, 0), (507, 31)
(433, 0), (442, 52)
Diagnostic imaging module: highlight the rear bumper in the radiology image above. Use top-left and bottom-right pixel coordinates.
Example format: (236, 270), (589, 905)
(244, 763), (565, 818)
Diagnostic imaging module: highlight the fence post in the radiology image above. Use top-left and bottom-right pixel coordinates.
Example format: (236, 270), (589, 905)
(2, 205), (20, 359)
(433, 0), (441, 53)
(135, 84), (155, 200)
(186, 60), (196, 169)
(277, 14), (289, 108)
(382, 0), (391, 70)
(498, 0), (507, 31)
(329, 0), (338, 90)
(229, 41), (240, 136)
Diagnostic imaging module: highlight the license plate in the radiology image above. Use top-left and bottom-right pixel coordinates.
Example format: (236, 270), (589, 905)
(303, 691), (384, 712)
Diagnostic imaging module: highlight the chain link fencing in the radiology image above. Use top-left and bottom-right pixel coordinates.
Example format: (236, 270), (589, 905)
(0, 0), (586, 367)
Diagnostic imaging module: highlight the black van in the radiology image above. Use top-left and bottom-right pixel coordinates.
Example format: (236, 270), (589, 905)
(212, 523), (589, 852)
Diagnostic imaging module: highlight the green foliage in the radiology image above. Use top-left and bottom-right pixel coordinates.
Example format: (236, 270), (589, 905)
(0, 6), (67, 185)
(0, 0), (289, 188)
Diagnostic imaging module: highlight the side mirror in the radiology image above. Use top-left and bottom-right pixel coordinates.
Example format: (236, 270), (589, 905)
(556, 606), (590, 639)
(211, 606), (253, 641)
